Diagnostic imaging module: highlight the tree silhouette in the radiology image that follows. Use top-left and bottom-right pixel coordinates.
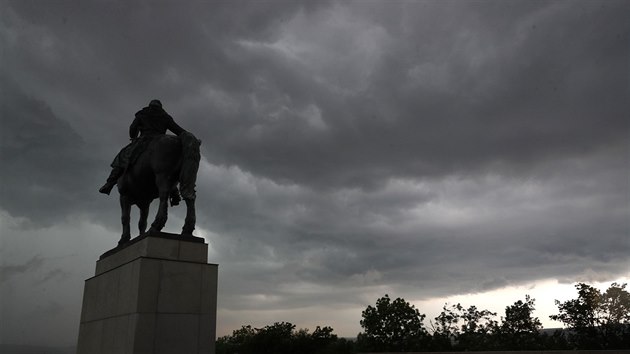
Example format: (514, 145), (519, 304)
(496, 295), (544, 349)
(358, 294), (429, 352)
(550, 282), (630, 349)
(432, 303), (498, 351)
(216, 322), (353, 354)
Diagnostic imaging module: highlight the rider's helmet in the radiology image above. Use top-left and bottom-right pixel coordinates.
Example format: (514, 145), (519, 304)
(149, 99), (162, 108)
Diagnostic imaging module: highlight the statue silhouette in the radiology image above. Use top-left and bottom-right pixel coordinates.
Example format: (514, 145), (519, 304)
(100, 100), (201, 245)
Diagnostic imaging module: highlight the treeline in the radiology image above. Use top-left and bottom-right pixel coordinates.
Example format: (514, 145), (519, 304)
(216, 282), (630, 354)
(216, 322), (355, 354)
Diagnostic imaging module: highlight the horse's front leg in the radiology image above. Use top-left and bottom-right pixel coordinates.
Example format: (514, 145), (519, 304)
(182, 198), (196, 236)
(149, 177), (170, 233)
(138, 202), (150, 235)
(149, 197), (168, 233)
(119, 195), (132, 245)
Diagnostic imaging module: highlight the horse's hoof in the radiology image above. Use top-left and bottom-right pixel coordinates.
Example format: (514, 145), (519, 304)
(118, 236), (130, 246)
(181, 226), (194, 236)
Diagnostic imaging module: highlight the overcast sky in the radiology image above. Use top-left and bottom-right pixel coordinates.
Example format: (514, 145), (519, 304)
(1, 0), (629, 347)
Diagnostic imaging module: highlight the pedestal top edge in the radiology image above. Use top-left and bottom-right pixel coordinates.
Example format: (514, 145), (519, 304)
(99, 231), (205, 260)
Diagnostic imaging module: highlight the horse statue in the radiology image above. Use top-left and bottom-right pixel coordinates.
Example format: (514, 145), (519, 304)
(116, 131), (201, 245)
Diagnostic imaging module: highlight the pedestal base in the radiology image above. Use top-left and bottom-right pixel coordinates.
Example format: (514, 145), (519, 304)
(76, 233), (218, 354)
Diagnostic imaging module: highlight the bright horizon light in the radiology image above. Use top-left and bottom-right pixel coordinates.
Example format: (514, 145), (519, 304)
(415, 277), (630, 331)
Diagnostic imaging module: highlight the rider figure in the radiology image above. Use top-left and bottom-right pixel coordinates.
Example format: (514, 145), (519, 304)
(99, 100), (185, 204)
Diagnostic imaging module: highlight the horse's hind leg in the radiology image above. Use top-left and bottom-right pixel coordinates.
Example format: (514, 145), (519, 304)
(149, 176), (170, 233)
(120, 195), (132, 245)
(138, 202), (150, 235)
(182, 198), (196, 236)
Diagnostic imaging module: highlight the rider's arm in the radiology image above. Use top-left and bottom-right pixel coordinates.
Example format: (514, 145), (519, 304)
(166, 114), (185, 136)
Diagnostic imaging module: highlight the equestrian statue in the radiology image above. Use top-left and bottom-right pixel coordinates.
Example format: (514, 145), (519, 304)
(99, 99), (201, 245)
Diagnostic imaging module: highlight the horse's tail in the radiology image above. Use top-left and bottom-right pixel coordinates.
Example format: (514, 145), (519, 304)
(178, 131), (201, 200)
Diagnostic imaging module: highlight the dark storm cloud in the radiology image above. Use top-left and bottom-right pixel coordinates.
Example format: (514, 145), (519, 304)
(0, 78), (102, 225)
(203, 146), (628, 310)
(1, 0), (328, 138)
(187, 0), (629, 190)
(4, 1), (627, 190)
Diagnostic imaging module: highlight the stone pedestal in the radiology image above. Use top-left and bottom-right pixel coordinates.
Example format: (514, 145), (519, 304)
(76, 232), (218, 354)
